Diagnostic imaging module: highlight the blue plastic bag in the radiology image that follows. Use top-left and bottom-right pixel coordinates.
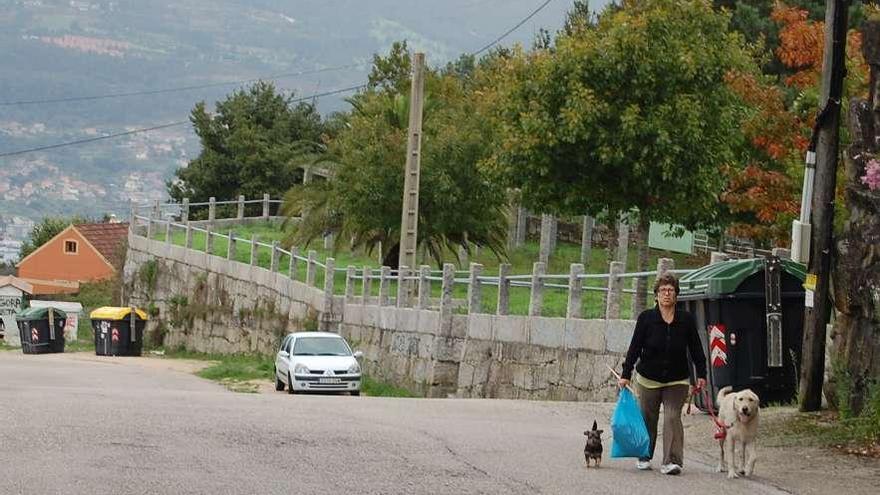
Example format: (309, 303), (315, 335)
(610, 388), (651, 459)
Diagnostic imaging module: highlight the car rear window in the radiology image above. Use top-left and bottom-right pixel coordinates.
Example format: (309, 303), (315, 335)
(292, 337), (351, 356)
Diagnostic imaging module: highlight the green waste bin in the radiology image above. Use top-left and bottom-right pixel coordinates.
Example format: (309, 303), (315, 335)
(16, 306), (67, 354)
(677, 257), (806, 409)
(90, 307), (148, 356)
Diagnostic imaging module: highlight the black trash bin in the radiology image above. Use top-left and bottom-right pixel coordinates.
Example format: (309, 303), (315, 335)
(90, 307), (147, 356)
(16, 307), (67, 354)
(677, 257), (806, 409)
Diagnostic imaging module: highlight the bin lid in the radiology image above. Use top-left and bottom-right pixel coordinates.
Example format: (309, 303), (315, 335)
(678, 258), (806, 298)
(90, 307), (149, 320)
(16, 306), (67, 321)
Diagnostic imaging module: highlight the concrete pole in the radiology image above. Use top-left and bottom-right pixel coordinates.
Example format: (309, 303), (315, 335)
(497, 263), (511, 316)
(417, 265), (431, 309)
(205, 227), (213, 254)
(237, 195), (245, 220)
(164, 221), (172, 244)
(528, 261), (546, 317)
(249, 235), (258, 266)
(606, 261), (624, 319)
(208, 197), (216, 223)
(467, 263), (483, 314)
(227, 231), (236, 261)
(439, 263), (455, 326)
(362, 266), (373, 305)
(289, 247), (299, 280)
(323, 257), (335, 300)
(515, 208), (528, 248)
(539, 214), (553, 264)
(567, 263), (585, 319)
(262, 193), (271, 219)
(378, 266), (391, 306)
(398, 52), (426, 272)
(396, 266), (410, 308)
(181, 198), (190, 223)
(345, 266), (356, 303)
(580, 215), (594, 265)
(270, 241), (280, 272)
(616, 217), (630, 268)
(306, 250), (317, 287)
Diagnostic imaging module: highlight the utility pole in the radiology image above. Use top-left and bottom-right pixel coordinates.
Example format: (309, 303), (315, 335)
(796, 0), (849, 412)
(399, 52), (426, 275)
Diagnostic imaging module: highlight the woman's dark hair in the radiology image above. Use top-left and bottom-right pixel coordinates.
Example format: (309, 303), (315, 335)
(653, 273), (680, 295)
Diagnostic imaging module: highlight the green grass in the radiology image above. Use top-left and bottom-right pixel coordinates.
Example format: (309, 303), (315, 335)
(152, 221), (709, 318)
(361, 375), (417, 397)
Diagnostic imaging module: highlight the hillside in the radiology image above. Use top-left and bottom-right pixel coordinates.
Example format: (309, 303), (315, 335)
(0, 0), (594, 235)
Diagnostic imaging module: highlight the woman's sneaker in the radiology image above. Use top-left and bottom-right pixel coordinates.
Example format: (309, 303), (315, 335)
(636, 460), (652, 470)
(660, 464), (682, 475)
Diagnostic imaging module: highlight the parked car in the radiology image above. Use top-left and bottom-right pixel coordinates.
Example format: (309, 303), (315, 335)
(274, 332), (363, 395)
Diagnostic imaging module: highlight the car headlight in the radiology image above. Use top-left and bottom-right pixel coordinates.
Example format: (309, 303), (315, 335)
(294, 364), (310, 375)
(347, 362), (361, 374)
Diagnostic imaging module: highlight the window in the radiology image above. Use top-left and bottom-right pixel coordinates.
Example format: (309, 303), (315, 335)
(64, 240), (78, 254)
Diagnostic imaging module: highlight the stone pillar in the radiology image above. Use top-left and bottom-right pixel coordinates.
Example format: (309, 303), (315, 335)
(323, 257), (335, 300)
(439, 263), (455, 332)
(184, 224), (193, 249)
(306, 250), (317, 286)
(497, 263), (511, 316)
(227, 231), (236, 260)
(345, 266), (356, 303)
(362, 266), (373, 305)
(289, 247), (299, 280)
(249, 235), (258, 266)
(417, 265), (431, 309)
(529, 261), (545, 317)
(378, 266), (391, 306)
(467, 263), (483, 314)
(396, 266), (410, 308)
(580, 215), (594, 265)
(164, 221), (172, 244)
(515, 207), (527, 248)
(181, 198), (190, 223)
(205, 227), (213, 254)
(567, 263), (585, 319)
(208, 197), (216, 223)
(616, 217), (630, 267)
(270, 241), (280, 272)
(606, 261), (624, 319)
(237, 195), (245, 220)
(539, 214), (553, 263)
(262, 193), (271, 219)
(710, 251), (729, 264)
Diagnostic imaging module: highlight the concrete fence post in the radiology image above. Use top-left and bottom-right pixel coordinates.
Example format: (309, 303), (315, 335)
(129, 204), (135, 232)
(164, 221), (172, 244)
(417, 265), (431, 309)
(497, 263), (511, 316)
(439, 263), (455, 324)
(378, 266), (391, 306)
(515, 207), (527, 247)
(146, 217), (153, 240)
(362, 266), (373, 305)
(205, 227), (213, 254)
(458, 245), (469, 268)
(249, 235), (258, 266)
(262, 193), (270, 219)
(345, 266), (356, 303)
(528, 261), (545, 317)
(567, 263), (585, 319)
(270, 241), (280, 272)
(208, 196), (216, 223)
(184, 223), (193, 249)
(289, 247), (299, 280)
(237, 195), (245, 220)
(227, 231), (236, 260)
(323, 257), (335, 300)
(467, 263), (483, 314)
(605, 261), (624, 319)
(539, 214), (553, 263)
(656, 257), (675, 278)
(580, 215), (594, 264)
(396, 266), (410, 308)
(152, 199), (160, 220)
(181, 198), (190, 223)
(306, 250), (317, 287)
(616, 218), (630, 267)
(323, 233), (334, 250)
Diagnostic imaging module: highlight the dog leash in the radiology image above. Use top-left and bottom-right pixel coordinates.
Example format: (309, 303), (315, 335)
(702, 388), (729, 440)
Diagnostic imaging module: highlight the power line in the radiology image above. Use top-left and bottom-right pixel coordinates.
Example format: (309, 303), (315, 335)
(0, 64), (362, 106)
(0, 84), (367, 158)
(471, 0), (555, 56)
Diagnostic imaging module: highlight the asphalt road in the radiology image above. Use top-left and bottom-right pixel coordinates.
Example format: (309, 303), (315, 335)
(0, 352), (795, 495)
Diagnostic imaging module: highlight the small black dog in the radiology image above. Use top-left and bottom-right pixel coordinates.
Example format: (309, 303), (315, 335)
(583, 420), (603, 468)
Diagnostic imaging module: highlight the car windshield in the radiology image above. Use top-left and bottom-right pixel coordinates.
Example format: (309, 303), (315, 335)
(292, 337), (351, 356)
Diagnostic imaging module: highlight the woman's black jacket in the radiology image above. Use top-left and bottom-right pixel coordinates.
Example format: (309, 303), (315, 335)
(621, 306), (707, 383)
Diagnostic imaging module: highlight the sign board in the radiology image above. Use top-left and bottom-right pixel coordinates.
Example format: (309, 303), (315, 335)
(648, 222), (694, 254)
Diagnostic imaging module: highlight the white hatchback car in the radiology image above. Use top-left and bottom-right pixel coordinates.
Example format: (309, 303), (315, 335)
(274, 332), (363, 395)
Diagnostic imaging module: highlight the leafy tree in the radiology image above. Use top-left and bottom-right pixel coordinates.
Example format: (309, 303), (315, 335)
(282, 46), (508, 267)
(167, 81), (325, 206)
(19, 216), (89, 260)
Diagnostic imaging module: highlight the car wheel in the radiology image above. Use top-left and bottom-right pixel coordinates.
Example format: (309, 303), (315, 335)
(287, 372), (296, 395)
(351, 391), (360, 397)
(275, 368), (285, 391)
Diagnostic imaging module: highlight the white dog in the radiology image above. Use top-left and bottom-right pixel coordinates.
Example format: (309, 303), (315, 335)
(716, 386), (760, 479)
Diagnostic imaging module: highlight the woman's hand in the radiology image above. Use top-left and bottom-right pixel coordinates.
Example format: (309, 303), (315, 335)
(618, 378), (630, 389)
(695, 378), (706, 391)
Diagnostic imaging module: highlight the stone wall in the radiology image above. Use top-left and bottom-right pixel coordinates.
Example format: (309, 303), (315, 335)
(125, 231), (636, 401)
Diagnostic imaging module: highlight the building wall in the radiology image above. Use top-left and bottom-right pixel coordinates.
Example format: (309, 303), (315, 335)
(17, 227), (115, 284)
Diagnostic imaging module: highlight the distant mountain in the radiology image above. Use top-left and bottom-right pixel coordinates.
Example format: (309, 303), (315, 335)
(0, 0), (607, 236)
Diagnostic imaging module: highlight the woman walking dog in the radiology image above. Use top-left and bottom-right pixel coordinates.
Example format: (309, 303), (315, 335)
(618, 273), (707, 475)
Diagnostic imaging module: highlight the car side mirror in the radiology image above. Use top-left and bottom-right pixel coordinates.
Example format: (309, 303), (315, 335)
(279, 350), (289, 358)
(353, 351), (363, 359)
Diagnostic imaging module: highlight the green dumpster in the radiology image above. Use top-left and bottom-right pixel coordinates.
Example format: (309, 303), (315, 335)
(16, 306), (67, 354)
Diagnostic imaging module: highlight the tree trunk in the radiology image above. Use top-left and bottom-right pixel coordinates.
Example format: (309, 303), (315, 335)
(633, 216), (651, 317)
(830, 20), (880, 416)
